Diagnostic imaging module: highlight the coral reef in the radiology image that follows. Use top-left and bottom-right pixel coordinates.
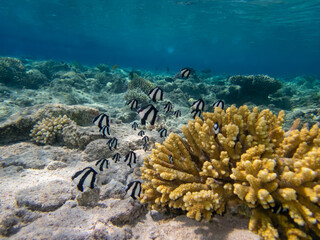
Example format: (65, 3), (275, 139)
(96, 64), (111, 72)
(26, 69), (49, 89)
(124, 89), (149, 106)
(128, 73), (155, 94)
(0, 57), (28, 86)
(217, 75), (282, 106)
(30, 115), (73, 144)
(109, 76), (128, 93)
(140, 105), (320, 239)
(32, 60), (71, 79)
(0, 104), (99, 144)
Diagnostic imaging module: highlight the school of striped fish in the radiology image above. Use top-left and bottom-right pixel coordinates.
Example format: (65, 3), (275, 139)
(72, 67), (225, 200)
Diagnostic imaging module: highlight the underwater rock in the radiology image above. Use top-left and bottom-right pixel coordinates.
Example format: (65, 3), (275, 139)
(124, 89), (149, 106)
(219, 75), (282, 105)
(100, 179), (126, 200)
(51, 71), (87, 89)
(95, 71), (111, 85)
(165, 77), (175, 82)
(110, 76), (128, 93)
(96, 63), (111, 72)
(76, 187), (100, 207)
(25, 69), (48, 89)
(0, 142), (82, 169)
(128, 73), (155, 94)
(10, 205), (95, 239)
(32, 60), (71, 79)
(62, 124), (101, 150)
(83, 139), (114, 162)
(108, 198), (147, 226)
(0, 57), (28, 87)
(46, 161), (68, 170)
(0, 143), (50, 169)
(118, 111), (138, 123)
(15, 180), (74, 212)
(0, 211), (19, 237)
(92, 222), (132, 240)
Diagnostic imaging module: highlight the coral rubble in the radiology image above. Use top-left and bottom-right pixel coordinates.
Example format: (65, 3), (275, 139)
(140, 105), (320, 239)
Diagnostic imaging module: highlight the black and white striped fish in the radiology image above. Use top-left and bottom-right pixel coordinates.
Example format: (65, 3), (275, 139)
(142, 142), (148, 152)
(107, 137), (118, 150)
(148, 87), (163, 102)
(124, 151), (137, 168)
(271, 204), (288, 214)
(95, 158), (109, 172)
(138, 104), (159, 125)
(180, 68), (192, 78)
(125, 181), (142, 200)
(112, 153), (121, 163)
(142, 135), (149, 144)
(138, 130), (145, 136)
(132, 122), (138, 130)
(164, 101), (173, 113)
(213, 122), (220, 134)
(93, 113), (109, 129)
(99, 125), (111, 137)
(191, 99), (205, 111)
(191, 109), (202, 119)
(212, 100), (224, 110)
(173, 110), (181, 118)
(158, 128), (168, 137)
(169, 155), (173, 164)
(72, 167), (98, 192)
(127, 99), (138, 110)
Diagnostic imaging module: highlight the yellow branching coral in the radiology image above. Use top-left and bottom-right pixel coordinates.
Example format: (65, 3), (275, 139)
(30, 115), (73, 144)
(140, 105), (320, 239)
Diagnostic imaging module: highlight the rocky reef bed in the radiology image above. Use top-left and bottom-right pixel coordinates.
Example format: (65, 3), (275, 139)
(0, 104), (258, 239)
(0, 57), (320, 239)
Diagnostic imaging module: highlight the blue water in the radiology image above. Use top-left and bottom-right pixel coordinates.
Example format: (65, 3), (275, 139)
(0, 0), (319, 75)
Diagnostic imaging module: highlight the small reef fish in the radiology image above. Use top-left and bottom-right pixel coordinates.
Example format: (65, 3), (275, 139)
(191, 109), (202, 119)
(95, 158), (109, 172)
(124, 151), (137, 168)
(112, 153), (121, 163)
(99, 125), (111, 137)
(169, 155), (173, 164)
(158, 128), (168, 137)
(107, 137), (118, 150)
(138, 130), (145, 136)
(138, 104), (159, 125)
(177, 67), (194, 79)
(93, 113), (109, 129)
(142, 142), (148, 152)
(213, 122), (220, 134)
(212, 100), (224, 110)
(125, 181), (142, 200)
(173, 110), (181, 118)
(164, 101), (173, 113)
(192, 99), (205, 111)
(127, 99), (138, 110)
(148, 87), (163, 102)
(271, 204), (288, 214)
(72, 167), (98, 192)
(132, 122), (138, 130)
(142, 135), (149, 144)
(112, 64), (118, 70)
